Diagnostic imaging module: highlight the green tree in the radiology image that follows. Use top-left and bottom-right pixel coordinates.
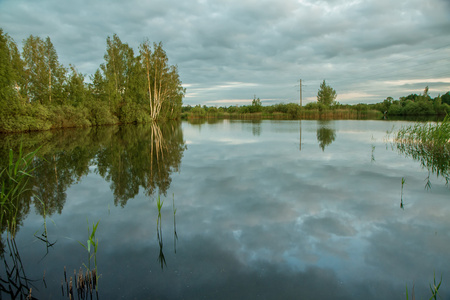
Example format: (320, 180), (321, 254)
(22, 35), (46, 103)
(139, 39), (153, 112)
(43, 37), (66, 104)
(251, 95), (262, 113)
(317, 80), (337, 106)
(442, 92), (450, 105)
(150, 42), (168, 119)
(0, 29), (16, 102)
(138, 40), (184, 120)
(22, 35), (66, 105)
(89, 69), (107, 102)
(100, 34), (129, 111)
(66, 64), (87, 106)
(7, 35), (27, 104)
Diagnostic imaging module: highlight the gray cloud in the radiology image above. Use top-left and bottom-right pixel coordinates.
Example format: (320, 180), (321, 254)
(1, 0), (449, 106)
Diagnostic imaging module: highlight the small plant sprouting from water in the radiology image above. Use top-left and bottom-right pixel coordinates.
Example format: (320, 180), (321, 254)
(157, 194), (164, 218)
(173, 193), (178, 254)
(429, 272), (442, 300)
(78, 219), (100, 291)
(405, 272), (442, 300)
(156, 194), (166, 269)
(400, 177), (406, 210)
(371, 145), (376, 162)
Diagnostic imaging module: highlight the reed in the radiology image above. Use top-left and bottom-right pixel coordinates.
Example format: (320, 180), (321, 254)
(60, 267), (98, 299)
(1, 144), (40, 236)
(156, 194), (166, 269)
(429, 272), (442, 300)
(396, 115), (450, 150)
(400, 177), (406, 210)
(405, 272), (442, 300)
(394, 115), (450, 186)
(78, 219), (100, 291)
(173, 193), (178, 254)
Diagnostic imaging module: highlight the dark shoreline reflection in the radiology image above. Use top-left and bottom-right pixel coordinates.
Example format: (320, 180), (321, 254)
(0, 122), (186, 236)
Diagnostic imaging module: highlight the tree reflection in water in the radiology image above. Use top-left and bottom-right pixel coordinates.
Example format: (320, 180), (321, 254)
(316, 121), (336, 151)
(0, 121), (185, 216)
(0, 122), (186, 250)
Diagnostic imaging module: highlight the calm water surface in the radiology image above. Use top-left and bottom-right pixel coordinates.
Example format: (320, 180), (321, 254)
(1, 120), (449, 299)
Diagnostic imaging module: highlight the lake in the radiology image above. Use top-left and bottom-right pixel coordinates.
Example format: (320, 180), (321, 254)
(1, 119), (449, 299)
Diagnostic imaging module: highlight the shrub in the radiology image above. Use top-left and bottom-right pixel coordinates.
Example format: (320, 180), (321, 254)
(86, 102), (119, 126)
(51, 105), (91, 128)
(388, 104), (403, 115)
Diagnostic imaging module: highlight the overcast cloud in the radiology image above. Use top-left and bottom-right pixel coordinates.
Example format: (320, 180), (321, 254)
(1, 0), (449, 106)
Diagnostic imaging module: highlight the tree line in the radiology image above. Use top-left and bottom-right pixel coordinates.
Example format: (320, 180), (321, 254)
(0, 29), (185, 132)
(183, 82), (450, 119)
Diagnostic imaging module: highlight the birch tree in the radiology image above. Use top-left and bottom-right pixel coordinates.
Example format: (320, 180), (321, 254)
(101, 34), (139, 111)
(0, 29), (16, 102)
(139, 39), (153, 115)
(22, 35), (65, 104)
(138, 41), (184, 120)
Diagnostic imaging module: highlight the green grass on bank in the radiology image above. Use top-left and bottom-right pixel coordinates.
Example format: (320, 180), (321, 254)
(182, 107), (383, 120)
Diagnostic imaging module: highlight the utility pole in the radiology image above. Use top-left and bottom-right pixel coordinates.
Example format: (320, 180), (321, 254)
(299, 79), (303, 107)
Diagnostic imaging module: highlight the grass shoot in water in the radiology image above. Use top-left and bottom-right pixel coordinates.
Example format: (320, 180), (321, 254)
(156, 194), (166, 269)
(78, 219), (100, 290)
(0, 144), (40, 236)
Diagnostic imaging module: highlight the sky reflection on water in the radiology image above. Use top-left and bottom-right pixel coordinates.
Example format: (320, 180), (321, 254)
(4, 120), (450, 299)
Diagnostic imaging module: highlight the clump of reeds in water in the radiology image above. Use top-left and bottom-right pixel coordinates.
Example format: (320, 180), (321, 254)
(394, 115), (450, 185)
(1, 144), (40, 236)
(61, 267), (98, 299)
(395, 115), (450, 152)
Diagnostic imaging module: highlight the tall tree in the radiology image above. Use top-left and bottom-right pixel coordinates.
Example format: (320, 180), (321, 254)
(44, 37), (66, 104)
(66, 64), (87, 106)
(317, 80), (337, 106)
(89, 68), (107, 102)
(0, 29), (16, 102)
(150, 42), (169, 119)
(139, 41), (184, 120)
(22, 35), (66, 104)
(139, 39), (153, 113)
(162, 64), (185, 119)
(101, 34), (129, 110)
(22, 35), (45, 103)
(7, 35), (27, 103)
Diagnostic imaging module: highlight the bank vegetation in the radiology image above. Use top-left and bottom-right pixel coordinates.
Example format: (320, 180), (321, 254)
(183, 86), (450, 121)
(0, 29), (185, 133)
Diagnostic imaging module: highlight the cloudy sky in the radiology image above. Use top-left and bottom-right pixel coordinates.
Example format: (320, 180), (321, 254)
(1, 0), (449, 106)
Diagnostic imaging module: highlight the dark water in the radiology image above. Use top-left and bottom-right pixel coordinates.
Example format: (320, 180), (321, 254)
(1, 120), (449, 299)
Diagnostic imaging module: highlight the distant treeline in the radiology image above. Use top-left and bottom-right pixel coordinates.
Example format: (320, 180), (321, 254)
(0, 29), (185, 132)
(183, 88), (450, 120)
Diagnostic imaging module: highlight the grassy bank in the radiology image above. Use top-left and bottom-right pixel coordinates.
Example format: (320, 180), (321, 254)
(0, 101), (159, 133)
(182, 107), (383, 120)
